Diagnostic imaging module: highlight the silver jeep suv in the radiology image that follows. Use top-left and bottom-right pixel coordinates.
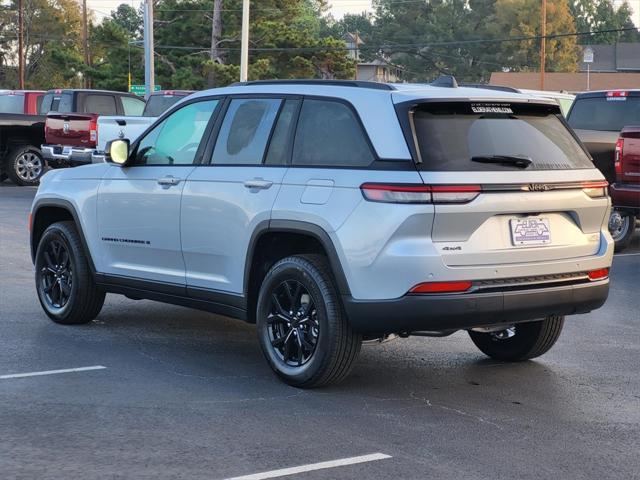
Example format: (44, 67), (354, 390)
(30, 79), (613, 387)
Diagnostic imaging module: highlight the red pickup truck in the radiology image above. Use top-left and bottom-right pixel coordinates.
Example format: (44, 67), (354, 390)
(41, 89), (145, 167)
(609, 127), (640, 251)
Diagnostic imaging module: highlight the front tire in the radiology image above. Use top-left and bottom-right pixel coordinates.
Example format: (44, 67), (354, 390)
(6, 146), (45, 186)
(609, 210), (636, 252)
(468, 315), (564, 362)
(256, 255), (362, 388)
(35, 221), (105, 325)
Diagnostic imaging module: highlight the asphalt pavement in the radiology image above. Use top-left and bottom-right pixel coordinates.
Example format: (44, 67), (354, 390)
(1, 183), (639, 480)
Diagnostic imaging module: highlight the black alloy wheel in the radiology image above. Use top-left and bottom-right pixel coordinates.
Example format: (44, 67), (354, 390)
(39, 238), (73, 309)
(267, 280), (320, 367)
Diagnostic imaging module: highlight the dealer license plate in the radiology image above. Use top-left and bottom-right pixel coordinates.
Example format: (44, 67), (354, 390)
(509, 217), (551, 246)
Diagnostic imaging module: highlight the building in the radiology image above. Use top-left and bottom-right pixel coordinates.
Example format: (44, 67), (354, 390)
(343, 32), (402, 83)
(579, 43), (640, 72)
(489, 71), (640, 92)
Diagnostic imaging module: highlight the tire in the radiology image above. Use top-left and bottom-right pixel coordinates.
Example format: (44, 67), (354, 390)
(0, 172), (7, 182)
(256, 254), (362, 388)
(608, 210), (636, 253)
(468, 315), (564, 362)
(6, 145), (45, 186)
(35, 221), (105, 325)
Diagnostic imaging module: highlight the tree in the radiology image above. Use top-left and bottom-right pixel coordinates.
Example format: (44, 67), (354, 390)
(490, 0), (579, 72)
(572, 0), (640, 44)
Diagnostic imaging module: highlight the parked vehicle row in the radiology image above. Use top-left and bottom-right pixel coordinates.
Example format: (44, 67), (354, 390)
(30, 79), (613, 387)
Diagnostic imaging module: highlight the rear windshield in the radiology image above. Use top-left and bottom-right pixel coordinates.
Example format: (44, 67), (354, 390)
(0, 94), (24, 114)
(413, 102), (593, 171)
(143, 95), (184, 117)
(568, 96), (640, 132)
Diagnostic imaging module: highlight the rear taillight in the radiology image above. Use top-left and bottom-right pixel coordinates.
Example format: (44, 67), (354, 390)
(582, 180), (608, 198)
(360, 184), (480, 204)
(588, 268), (609, 281)
(409, 281), (473, 294)
(89, 117), (97, 145)
(614, 138), (624, 177)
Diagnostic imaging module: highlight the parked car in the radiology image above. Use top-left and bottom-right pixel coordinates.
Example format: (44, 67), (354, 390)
(94, 90), (193, 157)
(30, 79), (613, 387)
(41, 89), (146, 167)
(0, 90), (47, 185)
(608, 127), (640, 251)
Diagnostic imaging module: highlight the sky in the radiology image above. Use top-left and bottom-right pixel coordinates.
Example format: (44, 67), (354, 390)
(88, 0), (374, 22)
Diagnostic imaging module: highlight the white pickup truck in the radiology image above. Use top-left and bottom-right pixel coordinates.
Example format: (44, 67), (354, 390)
(95, 90), (193, 153)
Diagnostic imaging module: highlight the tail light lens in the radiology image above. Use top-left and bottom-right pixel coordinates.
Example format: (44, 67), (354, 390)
(582, 180), (608, 198)
(588, 268), (609, 281)
(409, 281), (473, 294)
(614, 138), (624, 176)
(360, 184), (480, 204)
(89, 117), (98, 145)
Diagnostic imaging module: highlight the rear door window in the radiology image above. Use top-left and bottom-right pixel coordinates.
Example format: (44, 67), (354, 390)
(292, 99), (374, 167)
(211, 98), (281, 165)
(143, 95), (185, 117)
(568, 96), (640, 132)
(82, 94), (117, 115)
(413, 102), (593, 171)
(121, 96), (146, 116)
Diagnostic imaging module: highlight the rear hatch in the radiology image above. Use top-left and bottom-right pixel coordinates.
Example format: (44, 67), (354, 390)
(406, 99), (608, 267)
(567, 91), (640, 183)
(45, 113), (98, 148)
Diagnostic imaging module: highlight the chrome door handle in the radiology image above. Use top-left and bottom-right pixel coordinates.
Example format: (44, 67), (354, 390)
(157, 175), (181, 187)
(244, 179), (273, 190)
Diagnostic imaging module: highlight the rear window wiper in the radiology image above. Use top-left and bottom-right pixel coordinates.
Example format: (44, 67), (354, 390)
(471, 155), (532, 168)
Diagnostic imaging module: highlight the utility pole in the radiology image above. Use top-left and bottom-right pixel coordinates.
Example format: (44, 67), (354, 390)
(208, 0), (223, 88)
(540, 0), (546, 90)
(240, 0), (250, 82)
(18, 0), (24, 89)
(82, 0), (90, 88)
(143, 0), (155, 98)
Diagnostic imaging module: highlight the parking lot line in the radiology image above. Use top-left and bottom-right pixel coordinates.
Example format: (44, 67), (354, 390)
(223, 453), (392, 480)
(0, 365), (107, 380)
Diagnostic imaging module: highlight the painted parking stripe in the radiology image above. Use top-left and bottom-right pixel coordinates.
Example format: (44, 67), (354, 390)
(0, 365), (106, 380)
(224, 453), (392, 480)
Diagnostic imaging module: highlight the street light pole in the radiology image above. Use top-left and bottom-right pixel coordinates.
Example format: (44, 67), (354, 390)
(540, 0), (546, 90)
(240, 0), (250, 82)
(143, 0), (155, 98)
(18, 0), (24, 89)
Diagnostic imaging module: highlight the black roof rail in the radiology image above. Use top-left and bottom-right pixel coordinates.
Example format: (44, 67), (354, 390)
(231, 79), (396, 91)
(430, 75), (458, 88)
(460, 83), (521, 93)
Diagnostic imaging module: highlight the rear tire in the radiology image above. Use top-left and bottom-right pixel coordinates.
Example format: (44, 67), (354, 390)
(35, 221), (105, 325)
(609, 210), (636, 252)
(6, 145), (45, 186)
(468, 315), (564, 362)
(256, 254), (362, 388)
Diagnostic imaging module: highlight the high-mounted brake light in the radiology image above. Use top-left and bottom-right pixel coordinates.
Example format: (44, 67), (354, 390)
(607, 91), (628, 97)
(581, 180), (608, 198)
(360, 184), (480, 204)
(588, 268), (609, 281)
(409, 281), (473, 294)
(615, 138), (624, 176)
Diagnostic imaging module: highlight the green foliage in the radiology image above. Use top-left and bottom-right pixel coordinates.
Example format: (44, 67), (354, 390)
(571, 0), (640, 44)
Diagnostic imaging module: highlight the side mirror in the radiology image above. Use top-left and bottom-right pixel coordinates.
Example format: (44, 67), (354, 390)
(105, 139), (130, 166)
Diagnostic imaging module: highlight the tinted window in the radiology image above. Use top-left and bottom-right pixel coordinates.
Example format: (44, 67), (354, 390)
(57, 93), (72, 112)
(35, 95), (44, 113)
(143, 94), (186, 117)
(265, 100), (299, 165)
(39, 94), (53, 114)
(121, 96), (145, 116)
(83, 94), (117, 115)
(0, 94), (24, 113)
(212, 98), (281, 165)
(413, 103), (593, 171)
(568, 96), (640, 132)
(134, 100), (218, 166)
(293, 99), (374, 167)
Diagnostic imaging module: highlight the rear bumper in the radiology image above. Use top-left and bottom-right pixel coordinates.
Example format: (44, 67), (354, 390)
(343, 280), (609, 334)
(610, 183), (640, 212)
(41, 144), (94, 167)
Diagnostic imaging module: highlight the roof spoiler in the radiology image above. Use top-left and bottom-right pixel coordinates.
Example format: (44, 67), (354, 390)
(430, 75), (458, 88)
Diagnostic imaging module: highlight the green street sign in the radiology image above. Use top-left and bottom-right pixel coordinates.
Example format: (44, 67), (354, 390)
(129, 85), (161, 96)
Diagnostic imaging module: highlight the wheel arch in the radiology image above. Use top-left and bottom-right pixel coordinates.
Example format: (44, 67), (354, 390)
(244, 220), (351, 323)
(30, 199), (96, 273)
